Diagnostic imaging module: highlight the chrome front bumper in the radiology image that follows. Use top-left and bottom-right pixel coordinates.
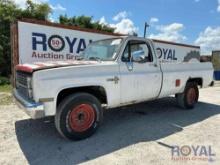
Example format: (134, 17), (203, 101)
(13, 89), (45, 119)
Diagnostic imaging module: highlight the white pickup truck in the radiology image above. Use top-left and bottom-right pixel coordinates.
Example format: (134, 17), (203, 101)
(13, 36), (214, 140)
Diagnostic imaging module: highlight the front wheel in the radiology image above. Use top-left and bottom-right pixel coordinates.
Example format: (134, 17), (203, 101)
(176, 82), (199, 109)
(55, 93), (103, 140)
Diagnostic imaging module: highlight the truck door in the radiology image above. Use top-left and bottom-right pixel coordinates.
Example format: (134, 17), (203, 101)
(119, 39), (162, 104)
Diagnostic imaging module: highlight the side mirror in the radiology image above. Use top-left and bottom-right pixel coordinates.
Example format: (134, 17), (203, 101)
(132, 50), (146, 63)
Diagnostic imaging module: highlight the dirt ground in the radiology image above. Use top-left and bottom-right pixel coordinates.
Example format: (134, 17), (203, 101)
(0, 85), (220, 165)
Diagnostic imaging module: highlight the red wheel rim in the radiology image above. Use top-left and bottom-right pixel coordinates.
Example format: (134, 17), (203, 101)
(69, 104), (95, 132)
(187, 88), (196, 105)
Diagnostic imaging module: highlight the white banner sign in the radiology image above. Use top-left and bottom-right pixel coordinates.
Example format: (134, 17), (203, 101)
(153, 41), (200, 62)
(17, 21), (200, 64)
(18, 21), (115, 64)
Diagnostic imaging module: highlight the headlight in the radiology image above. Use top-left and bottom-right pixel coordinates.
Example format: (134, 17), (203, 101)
(28, 89), (33, 99)
(27, 77), (33, 99)
(27, 77), (32, 89)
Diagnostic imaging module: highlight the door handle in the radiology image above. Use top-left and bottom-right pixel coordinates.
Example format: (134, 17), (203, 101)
(106, 76), (120, 84)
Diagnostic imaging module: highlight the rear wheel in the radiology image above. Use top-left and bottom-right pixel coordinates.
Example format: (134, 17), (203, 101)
(176, 82), (199, 109)
(55, 93), (103, 140)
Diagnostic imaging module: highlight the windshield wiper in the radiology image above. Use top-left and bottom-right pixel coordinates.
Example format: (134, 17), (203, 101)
(76, 56), (84, 60)
(89, 57), (102, 61)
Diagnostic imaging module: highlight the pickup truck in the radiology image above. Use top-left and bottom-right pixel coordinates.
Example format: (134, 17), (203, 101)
(13, 36), (214, 140)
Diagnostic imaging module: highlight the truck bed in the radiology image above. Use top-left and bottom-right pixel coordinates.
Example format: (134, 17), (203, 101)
(159, 62), (213, 98)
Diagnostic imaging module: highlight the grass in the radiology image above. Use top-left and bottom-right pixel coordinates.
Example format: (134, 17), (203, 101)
(0, 94), (13, 105)
(0, 84), (13, 105)
(0, 84), (12, 93)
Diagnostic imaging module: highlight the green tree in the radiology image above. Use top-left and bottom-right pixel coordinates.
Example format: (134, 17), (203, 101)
(0, 0), (115, 78)
(59, 15), (115, 33)
(21, 0), (51, 20)
(0, 0), (51, 77)
(0, 0), (20, 77)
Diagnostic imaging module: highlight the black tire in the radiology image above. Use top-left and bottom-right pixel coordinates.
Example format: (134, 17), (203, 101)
(55, 93), (103, 140)
(176, 82), (199, 109)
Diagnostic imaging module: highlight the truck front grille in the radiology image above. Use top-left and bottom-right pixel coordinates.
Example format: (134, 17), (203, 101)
(16, 71), (32, 99)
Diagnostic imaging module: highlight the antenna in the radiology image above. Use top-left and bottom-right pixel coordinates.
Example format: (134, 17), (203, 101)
(144, 22), (149, 38)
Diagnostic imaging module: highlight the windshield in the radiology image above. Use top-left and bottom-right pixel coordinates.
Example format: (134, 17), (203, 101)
(81, 38), (122, 61)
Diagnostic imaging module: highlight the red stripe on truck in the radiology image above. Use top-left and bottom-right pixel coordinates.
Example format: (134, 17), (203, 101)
(16, 65), (33, 73)
(35, 63), (46, 67)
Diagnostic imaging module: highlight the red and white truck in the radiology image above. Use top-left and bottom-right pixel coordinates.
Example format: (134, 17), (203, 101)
(13, 29), (214, 140)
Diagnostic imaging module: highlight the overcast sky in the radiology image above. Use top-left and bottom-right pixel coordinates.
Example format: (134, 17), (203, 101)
(14, 0), (220, 54)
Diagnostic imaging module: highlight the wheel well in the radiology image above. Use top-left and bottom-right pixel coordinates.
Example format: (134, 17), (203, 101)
(56, 86), (108, 107)
(187, 78), (203, 87)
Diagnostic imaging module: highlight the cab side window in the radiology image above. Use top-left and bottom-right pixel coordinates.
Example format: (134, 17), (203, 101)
(122, 40), (153, 63)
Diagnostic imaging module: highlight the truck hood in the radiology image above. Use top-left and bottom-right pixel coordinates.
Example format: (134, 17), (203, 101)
(15, 60), (99, 73)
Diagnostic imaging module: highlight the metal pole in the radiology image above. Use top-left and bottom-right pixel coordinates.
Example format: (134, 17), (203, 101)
(144, 22), (149, 38)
